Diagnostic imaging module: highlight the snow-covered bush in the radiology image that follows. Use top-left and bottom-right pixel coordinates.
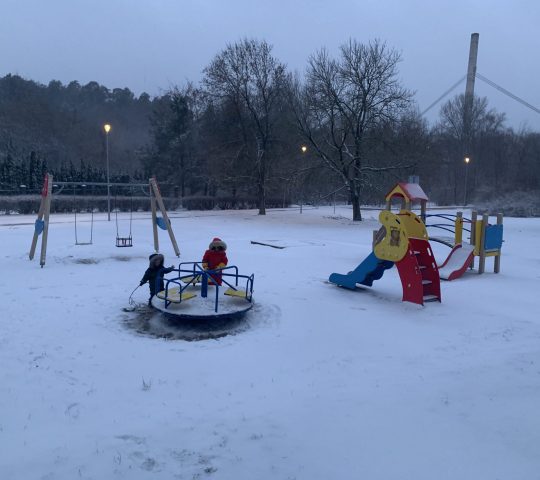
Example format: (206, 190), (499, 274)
(0, 195), (182, 214)
(182, 196), (288, 211)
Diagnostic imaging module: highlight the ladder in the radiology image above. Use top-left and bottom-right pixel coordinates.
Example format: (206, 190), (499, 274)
(396, 238), (441, 306)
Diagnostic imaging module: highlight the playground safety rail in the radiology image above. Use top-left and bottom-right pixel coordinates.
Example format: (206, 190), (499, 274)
(158, 262), (254, 312)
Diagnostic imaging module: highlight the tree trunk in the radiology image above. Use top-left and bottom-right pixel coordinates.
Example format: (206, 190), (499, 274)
(257, 181), (266, 215)
(350, 185), (362, 221)
(257, 147), (267, 215)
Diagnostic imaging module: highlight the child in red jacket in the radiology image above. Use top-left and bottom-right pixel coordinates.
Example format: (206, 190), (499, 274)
(202, 237), (228, 285)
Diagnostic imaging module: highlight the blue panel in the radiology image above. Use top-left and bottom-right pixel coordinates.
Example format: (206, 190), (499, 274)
(156, 217), (167, 230)
(484, 225), (503, 250)
(35, 219), (45, 235)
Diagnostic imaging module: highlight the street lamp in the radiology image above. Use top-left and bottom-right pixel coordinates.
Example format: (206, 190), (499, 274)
(464, 156), (470, 206)
(104, 123), (111, 221)
(299, 145), (307, 213)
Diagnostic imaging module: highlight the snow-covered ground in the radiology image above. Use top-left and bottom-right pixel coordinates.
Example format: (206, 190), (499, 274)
(1, 206), (540, 480)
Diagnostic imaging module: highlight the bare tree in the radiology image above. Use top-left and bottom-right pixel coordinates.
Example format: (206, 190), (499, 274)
(291, 39), (412, 220)
(435, 94), (506, 203)
(438, 94), (505, 140)
(203, 38), (287, 215)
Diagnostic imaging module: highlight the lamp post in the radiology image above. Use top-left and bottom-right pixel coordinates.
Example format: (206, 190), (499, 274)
(104, 124), (111, 221)
(300, 145), (307, 213)
(463, 155), (470, 206)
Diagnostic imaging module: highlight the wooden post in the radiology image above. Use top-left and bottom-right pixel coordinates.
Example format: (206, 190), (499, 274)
(470, 210), (477, 270)
(478, 212), (488, 274)
(494, 212), (503, 273)
(40, 174), (53, 268)
(150, 191), (159, 253)
(420, 200), (426, 224)
(29, 175), (48, 260)
(455, 211), (463, 245)
(150, 177), (180, 257)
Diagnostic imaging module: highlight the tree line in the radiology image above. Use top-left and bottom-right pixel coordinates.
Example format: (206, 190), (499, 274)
(1, 38), (539, 218)
(0, 73), (152, 193)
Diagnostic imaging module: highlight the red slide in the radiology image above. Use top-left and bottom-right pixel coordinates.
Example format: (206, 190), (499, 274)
(437, 244), (474, 281)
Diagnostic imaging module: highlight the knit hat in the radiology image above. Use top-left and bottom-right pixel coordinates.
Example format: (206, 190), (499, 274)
(209, 237), (227, 250)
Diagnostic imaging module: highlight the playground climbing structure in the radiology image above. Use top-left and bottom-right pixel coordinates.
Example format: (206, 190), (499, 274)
(426, 210), (504, 279)
(329, 210), (441, 306)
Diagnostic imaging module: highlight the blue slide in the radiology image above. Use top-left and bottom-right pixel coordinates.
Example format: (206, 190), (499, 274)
(329, 251), (394, 290)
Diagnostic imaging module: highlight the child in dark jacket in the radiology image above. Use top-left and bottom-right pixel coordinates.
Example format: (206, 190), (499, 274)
(140, 253), (175, 305)
(202, 237), (228, 285)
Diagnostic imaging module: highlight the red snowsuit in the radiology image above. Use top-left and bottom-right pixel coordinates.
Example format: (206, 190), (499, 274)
(202, 237), (228, 285)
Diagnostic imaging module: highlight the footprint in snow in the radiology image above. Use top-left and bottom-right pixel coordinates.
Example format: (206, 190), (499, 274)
(65, 402), (80, 419)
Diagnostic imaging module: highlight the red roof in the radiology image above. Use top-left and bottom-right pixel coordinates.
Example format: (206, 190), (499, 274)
(386, 182), (428, 202)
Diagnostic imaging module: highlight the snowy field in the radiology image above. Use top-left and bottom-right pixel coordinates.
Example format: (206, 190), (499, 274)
(1, 206), (540, 480)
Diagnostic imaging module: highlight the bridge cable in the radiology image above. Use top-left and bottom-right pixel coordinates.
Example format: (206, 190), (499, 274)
(476, 73), (540, 115)
(420, 75), (466, 116)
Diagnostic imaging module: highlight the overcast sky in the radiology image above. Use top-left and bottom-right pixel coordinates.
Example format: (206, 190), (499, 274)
(1, 0), (539, 129)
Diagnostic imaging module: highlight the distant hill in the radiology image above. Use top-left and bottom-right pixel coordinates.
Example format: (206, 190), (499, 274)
(0, 74), (154, 190)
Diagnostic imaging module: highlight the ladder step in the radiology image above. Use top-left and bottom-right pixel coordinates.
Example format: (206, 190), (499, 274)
(419, 265), (427, 270)
(423, 295), (439, 302)
(422, 280), (432, 285)
(413, 251), (421, 255)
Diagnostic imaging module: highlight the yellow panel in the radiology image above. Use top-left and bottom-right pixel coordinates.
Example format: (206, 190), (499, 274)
(455, 217), (463, 245)
(385, 184), (408, 203)
(374, 211), (409, 262)
(157, 290), (197, 303)
(397, 210), (428, 240)
(157, 287), (179, 299)
(157, 287), (197, 302)
(224, 288), (248, 298)
(474, 220), (482, 255)
(180, 293), (197, 301)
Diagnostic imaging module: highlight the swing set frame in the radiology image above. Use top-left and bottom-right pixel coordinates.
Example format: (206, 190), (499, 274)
(29, 174), (180, 267)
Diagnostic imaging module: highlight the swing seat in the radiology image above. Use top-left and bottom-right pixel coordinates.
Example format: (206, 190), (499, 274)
(156, 287), (197, 303)
(116, 236), (133, 248)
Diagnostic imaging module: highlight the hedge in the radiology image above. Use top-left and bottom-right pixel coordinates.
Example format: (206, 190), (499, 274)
(0, 195), (181, 215)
